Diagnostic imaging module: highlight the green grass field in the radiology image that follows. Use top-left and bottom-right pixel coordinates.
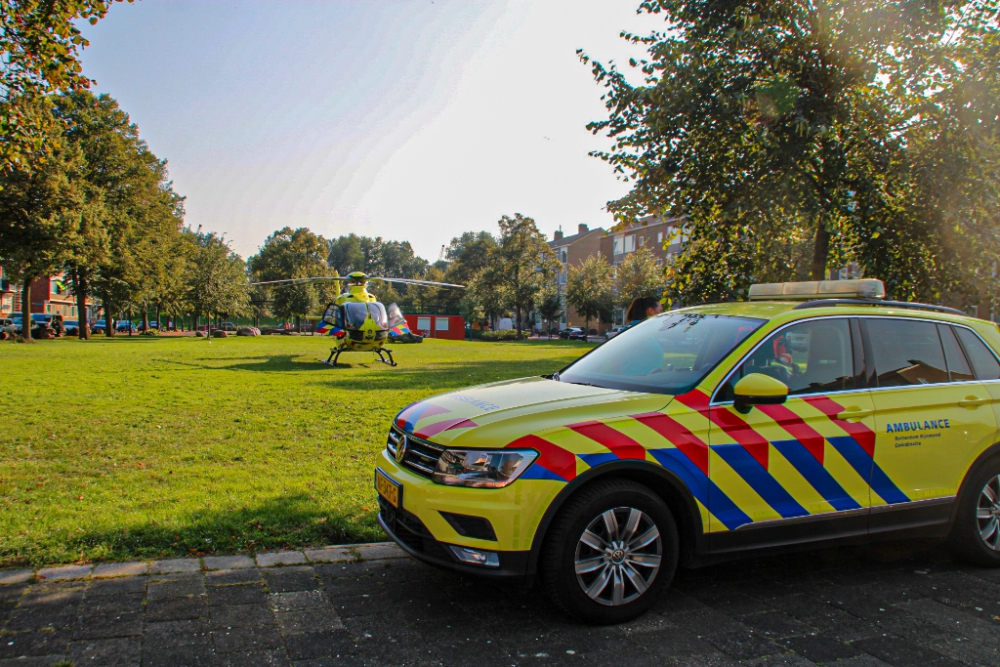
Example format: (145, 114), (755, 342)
(0, 335), (593, 568)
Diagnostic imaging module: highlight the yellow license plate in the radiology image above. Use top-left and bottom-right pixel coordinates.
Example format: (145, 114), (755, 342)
(375, 468), (401, 508)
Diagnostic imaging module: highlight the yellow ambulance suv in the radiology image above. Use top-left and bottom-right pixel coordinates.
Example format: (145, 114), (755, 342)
(374, 280), (1000, 623)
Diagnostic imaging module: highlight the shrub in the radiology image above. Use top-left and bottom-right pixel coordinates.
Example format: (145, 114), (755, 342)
(480, 329), (519, 341)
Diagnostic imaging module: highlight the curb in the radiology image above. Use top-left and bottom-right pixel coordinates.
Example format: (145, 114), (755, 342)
(0, 541), (406, 585)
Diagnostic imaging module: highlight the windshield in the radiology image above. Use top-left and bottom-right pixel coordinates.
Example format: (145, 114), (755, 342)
(557, 313), (765, 394)
(344, 302), (370, 328)
(368, 302), (388, 329)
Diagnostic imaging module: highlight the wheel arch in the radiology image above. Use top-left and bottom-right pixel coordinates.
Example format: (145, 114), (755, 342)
(954, 440), (1000, 517)
(527, 460), (706, 576)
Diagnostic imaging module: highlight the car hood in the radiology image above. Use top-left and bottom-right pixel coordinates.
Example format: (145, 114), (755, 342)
(394, 376), (673, 449)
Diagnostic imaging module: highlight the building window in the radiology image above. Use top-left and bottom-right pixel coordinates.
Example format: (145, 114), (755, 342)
(417, 316), (431, 330)
(639, 236), (645, 246)
(435, 317), (449, 331)
(560, 249), (567, 263)
(624, 235), (635, 253)
(657, 232), (663, 244)
(613, 237), (623, 255)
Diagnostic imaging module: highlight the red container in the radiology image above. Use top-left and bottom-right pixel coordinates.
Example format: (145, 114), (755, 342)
(403, 314), (465, 340)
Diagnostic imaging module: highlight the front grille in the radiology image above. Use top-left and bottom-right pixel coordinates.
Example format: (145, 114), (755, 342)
(386, 426), (443, 478)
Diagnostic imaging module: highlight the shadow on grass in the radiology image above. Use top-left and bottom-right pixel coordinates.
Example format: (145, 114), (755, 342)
(153, 354), (336, 372)
(3, 493), (383, 568)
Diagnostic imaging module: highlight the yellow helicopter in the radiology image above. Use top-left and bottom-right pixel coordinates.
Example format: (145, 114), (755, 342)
(250, 271), (464, 367)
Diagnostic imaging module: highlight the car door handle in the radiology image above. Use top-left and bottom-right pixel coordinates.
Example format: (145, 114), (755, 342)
(958, 396), (990, 408)
(837, 408), (872, 422)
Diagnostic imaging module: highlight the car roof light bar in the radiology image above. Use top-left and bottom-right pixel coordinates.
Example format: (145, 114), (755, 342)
(792, 298), (968, 317)
(748, 279), (886, 301)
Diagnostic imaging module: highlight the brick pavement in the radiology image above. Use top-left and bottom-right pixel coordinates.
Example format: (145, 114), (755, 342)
(1, 540), (999, 666)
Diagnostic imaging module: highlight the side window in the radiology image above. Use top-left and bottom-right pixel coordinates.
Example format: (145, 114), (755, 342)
(866, 319), (948, 387)
(938, 325), (974, 382)
(717, 319), (854, 402)
(955, 327), (1000, 381)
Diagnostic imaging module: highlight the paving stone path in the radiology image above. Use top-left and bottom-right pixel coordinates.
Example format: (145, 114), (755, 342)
(1, 540), (999, 667)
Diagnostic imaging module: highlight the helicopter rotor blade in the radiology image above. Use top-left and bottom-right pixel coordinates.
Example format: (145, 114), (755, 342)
(249, 277), (344, 287)
(369, 277), (466, 289)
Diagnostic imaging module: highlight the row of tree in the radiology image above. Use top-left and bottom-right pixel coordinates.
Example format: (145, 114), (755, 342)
(0, 92), (251, 341)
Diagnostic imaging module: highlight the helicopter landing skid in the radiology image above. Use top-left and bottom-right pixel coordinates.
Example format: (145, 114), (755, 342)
(374, 347), (397, 366)
(324, 349), (343, 367)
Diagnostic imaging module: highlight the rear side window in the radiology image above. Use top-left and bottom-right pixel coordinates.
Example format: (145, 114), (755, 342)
(866, 319), (948, 387)
(938, 325), (974, 382)
(955, 328), (1000, 381)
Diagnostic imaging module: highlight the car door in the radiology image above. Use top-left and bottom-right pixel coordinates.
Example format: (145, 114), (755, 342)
(863, 317), (998, 535)
(708, 317), (876, 553)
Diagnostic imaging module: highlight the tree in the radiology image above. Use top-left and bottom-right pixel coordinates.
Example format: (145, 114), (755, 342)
(566, 255), (613, 342)
(614, 247), (666, 312)
(535, 284), (563, 338)
(185, 229), (249, 328)
(249, 227), (332, 330)
(1, 0), (131, 168)
(481, 214), (558, 338)
(0, 123), (82, 342)
(583, 1), (1000, 303)
(440, 231), (497, 313)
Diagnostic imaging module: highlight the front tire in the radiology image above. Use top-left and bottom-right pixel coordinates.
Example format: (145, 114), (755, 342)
(951, 455), (1000, 567)
(540, 479), (678, 624)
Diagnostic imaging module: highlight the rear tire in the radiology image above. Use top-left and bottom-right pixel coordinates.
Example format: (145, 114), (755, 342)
(951, 454), (1000, 567)
(540, 479), (678, 624)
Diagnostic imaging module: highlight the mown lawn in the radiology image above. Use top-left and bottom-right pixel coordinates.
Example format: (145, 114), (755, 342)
(0, 335), (594, 568)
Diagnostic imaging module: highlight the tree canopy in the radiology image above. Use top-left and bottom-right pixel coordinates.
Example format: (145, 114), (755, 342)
(1, 0), (131, 168)
(583, 0), (1000, 304)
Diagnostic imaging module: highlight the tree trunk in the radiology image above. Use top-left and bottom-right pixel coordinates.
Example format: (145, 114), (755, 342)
(810, 221), (830, 281)
(515, 304), (522, 340)
(20, 279), (34, 343)
(76, 272), (89, 340)
(142, 309), (149, 331)
(584, 317), (589, 343)
(295, 315), (301, 333)
(105, 300), (115, 337)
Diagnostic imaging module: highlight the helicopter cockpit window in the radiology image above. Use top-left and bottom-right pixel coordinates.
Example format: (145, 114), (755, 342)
(368, 303), (388, 329)
(322, 305), (336, 323)
(333, 305), (345, 329)
(344, 302), (370, 328)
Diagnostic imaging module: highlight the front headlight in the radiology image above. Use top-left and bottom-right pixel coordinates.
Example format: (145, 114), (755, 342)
(432, 449), (538, 488)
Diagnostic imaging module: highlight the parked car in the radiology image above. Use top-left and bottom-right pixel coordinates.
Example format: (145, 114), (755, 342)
(558, 327), (585, 339)
(92, 320), (107, 332)
(63, 320), (79, 335)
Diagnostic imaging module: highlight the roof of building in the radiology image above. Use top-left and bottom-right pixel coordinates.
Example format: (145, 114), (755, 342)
(548, 227), (604, 248)
(609, 215), (684, 236)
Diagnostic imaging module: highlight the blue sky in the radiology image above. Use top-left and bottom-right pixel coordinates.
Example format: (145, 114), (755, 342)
(80, 1), (658, 261)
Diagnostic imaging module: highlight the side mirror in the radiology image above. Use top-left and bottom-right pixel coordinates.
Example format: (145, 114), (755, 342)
(733, 373), (789, 414)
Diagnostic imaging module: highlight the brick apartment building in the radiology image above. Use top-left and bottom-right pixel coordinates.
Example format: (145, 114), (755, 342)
(545, 223), (609, 332)
(0, 266), (98, 320)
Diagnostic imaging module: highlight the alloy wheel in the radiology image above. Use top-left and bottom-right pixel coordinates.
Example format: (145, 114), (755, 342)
(978, 474), (1000, 551)
(574, 507), (662, 606)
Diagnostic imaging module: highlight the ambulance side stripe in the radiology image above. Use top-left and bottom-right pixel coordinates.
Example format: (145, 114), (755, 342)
(507, 434), (577, 482)
(827, 436), (909, 505)
(804, 396), (876, 457)
(712, 445), (810, 518)
(647, 448), (752, 530)
(630, 412), (709, 475)
(770, 440), (861, 511)
(676, 391), (769, 469)
(566, 421), (647, 460)
(757, 404), (826, 464)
